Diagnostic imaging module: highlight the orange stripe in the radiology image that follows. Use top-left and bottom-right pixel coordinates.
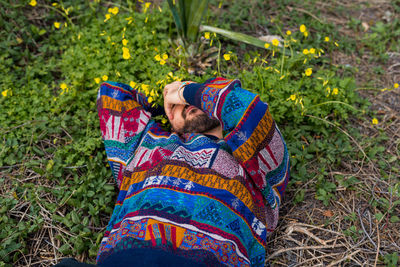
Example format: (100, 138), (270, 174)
(108, 158), (126, 166)
(233, 109), (274, 162)
(100, 95), (140, 112)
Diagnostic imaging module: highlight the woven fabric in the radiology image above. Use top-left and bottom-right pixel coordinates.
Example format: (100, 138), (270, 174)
(96, 78), (290, 266)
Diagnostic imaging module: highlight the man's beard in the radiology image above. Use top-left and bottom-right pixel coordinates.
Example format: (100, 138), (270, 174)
(175, 107), (220, 134)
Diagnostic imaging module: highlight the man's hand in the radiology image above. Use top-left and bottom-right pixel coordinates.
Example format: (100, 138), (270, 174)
(163, 81), (185, 120)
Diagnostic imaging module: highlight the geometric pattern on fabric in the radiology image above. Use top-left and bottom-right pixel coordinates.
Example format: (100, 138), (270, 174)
(170, 146), (215, 168)
(97, 218), (250, 267)
(195, 202), (224, 226)
(96, 78), (290, 266)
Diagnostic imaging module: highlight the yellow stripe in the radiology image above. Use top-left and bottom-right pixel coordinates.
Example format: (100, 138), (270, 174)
(100, 95), (140, 112)
(109, 158), (126, 166)
(233, 109), (274, 162)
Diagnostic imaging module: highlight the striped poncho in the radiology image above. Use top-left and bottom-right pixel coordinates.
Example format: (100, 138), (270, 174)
(96, 77), (290, 266)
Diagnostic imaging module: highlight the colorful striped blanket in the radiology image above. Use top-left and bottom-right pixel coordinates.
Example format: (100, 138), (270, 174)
(96, 77), (290, 266)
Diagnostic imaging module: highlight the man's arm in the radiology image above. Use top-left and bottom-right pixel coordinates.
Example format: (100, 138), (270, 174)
(182, 77), (290, 211)
(97, 81), (161, 188)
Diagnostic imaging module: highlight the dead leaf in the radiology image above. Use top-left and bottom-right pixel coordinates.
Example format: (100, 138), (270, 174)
(323, 210), (334, 217)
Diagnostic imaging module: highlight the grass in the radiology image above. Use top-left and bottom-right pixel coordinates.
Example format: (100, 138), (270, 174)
(0, 0), (399, 266)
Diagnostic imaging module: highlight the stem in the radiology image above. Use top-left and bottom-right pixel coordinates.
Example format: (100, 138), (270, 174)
(217, 41), (221, 77)
(256, 67), (264, 95)
(356, 87), (387, 91)
(281, 41), (286, 74)
(40, 4), (75, 27)
(304, 100), (359, 113)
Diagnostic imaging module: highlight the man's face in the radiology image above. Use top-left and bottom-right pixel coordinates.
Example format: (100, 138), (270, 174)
(167, 104), (220, 134)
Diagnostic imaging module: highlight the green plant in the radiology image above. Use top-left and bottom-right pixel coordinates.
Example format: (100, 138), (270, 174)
(384, 252), (399, 267)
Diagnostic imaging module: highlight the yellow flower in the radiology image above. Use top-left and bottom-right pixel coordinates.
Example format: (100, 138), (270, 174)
(300, 24), (306, 33)
(122, 47), (131, 60)
(54, 22), (60, 29)
(324, 36), (330, 42)
(94, 78), (101, 84)
(160, 59), (166, 65)
(154, 54), (161, 61)
(102, 75), (108, 81)
(204, 32), (210, 39)
(335, 41), (339, 47)
(264, 43), (270, 49)
(162, 53), (168, 60)
(122, 39), (128, 46)
(2, 89), (10, 97)
(143, 2), (151, 13)
(161, 118), (168, 124)
(223, 53), (231, 61)
(332, 88), (339, 95)
(304, 31), (309, 37)
(29, 0), (37, 6)
(309, 48), (316, 54)
(372, 118), (378, 125)
(148, 96), (153, 103)
(305, 68), (312, 76)
(104, 14), (111, 22)
(303, 49), (309, 55)
(130, 81), (137, 88)
(394, 83), (399, 89)
(141, 84), (149, 92)
(108, 7), (119, 15)
(60, 83), (68, 90)
(326, 87), (331, 95)
(125, 17), (134, 24)
(289, 94), (296, 101)
(272, 38), (279, 47)
(286, 30), (291, 36)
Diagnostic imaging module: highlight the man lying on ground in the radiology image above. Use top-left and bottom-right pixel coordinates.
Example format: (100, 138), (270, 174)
(57, 77), (290, 267)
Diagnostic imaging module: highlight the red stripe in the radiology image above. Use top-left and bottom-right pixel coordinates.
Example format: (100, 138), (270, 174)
(111, 116), (114, 138)
(171, 226), (177, 250)
(117, 117), (123, 139)
(259, 153), (271, 170)
(137, 150), (147, 166)
(265, 144), (278, 166)
(148, 224), (156, 247)
(159, 223), (167, 245)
